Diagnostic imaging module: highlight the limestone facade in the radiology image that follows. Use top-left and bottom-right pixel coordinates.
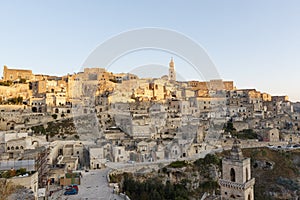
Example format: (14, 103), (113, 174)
(3, 66), (33, 81)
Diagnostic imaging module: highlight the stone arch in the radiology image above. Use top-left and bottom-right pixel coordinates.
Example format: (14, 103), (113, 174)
(32, 141), (39, 147)
(230, 168), (236, 182)
(32, 107), (37, 112)
(16, 146), (19, 150)
(11, 146), (14, 150)
(248, 194), (251, 200)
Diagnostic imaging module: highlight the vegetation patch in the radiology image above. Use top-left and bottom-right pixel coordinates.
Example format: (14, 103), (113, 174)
(237, 129), (258, 140)
(168, 160), (189, 168)
(123, 174), (189, 200)
(0, 168), (31, 179)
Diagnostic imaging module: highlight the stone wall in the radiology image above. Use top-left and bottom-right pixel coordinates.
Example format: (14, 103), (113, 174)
(3, 66), (33, 81)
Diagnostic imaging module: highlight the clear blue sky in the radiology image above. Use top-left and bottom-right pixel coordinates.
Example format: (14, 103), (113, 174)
(0, 0), (299, 101)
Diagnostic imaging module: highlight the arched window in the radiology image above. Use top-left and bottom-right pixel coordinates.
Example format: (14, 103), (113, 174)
(248, 194), (251, 200)
(20, 146), (24, 149)
(246, 168), (249, 181)
(11, 146), (14, 150)
(7, 147), (10, 150)
(32, 107), (37, 112)
(16, 146), (19, 150)
(230, 168), (236, 182)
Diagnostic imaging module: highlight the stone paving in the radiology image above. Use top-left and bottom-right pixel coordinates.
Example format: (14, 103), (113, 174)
(49, 169), (122, 200)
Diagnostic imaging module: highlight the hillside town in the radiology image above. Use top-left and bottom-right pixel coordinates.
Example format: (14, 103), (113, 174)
(0, 59), (300, 199)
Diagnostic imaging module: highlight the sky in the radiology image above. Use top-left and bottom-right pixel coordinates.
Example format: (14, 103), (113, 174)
(0, 0), (300, 101)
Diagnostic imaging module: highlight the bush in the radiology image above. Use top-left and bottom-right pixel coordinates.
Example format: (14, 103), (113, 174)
(237, 129), (258, 140)
(7, 97), (23, 105)
(223, 121), (236, 134)
(31, 125), (46, 134)
(123, 175), (189, 200)
(169, 160), (188, 168)
(194, 154), (221, 168)
(198, 180), (219, 193)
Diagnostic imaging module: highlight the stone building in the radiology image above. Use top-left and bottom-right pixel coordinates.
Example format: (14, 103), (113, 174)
(261, 128), (280, 142)
(62, 143), (84, 165)
(188, 80), (234, 92)
(219, 140), (255, 200)
(89, 146), (106, 169)
(8, 171), (39, 199)
(169, 58), (176, 82)
(3, 65), (33, 81)
(112, 145), (128, 162)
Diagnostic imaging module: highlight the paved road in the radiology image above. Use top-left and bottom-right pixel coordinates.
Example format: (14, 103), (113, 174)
(50, 169), (122, 200)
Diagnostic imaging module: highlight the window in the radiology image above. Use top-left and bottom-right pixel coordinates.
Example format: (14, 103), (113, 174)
(230, 168), (236, 182)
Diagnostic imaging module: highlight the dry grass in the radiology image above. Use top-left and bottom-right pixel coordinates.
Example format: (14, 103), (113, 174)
(0, 179), (16, 200)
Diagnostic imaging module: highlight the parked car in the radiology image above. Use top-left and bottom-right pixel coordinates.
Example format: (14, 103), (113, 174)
(64, 188), (77, 195)
(127, 160), (135, 164)
(70, 184), (79, 192)
(66, 184), (79, 192)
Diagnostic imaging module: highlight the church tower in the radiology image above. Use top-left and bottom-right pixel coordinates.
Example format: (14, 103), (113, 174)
(169, 58), (176, 82)
(219, 139), (255, 200)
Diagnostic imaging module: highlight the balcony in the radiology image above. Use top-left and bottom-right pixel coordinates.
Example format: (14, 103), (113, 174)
(219, 178), (255, 190)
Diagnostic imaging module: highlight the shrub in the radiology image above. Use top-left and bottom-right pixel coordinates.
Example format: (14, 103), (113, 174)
(169, 160), (188, 168)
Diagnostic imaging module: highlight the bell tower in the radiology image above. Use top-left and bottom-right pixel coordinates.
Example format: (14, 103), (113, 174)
(219, 139), (255, 200)
(169, 58), (176, 82)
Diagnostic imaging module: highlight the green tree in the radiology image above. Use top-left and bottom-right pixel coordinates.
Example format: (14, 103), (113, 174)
(224, 121), (236, 134)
